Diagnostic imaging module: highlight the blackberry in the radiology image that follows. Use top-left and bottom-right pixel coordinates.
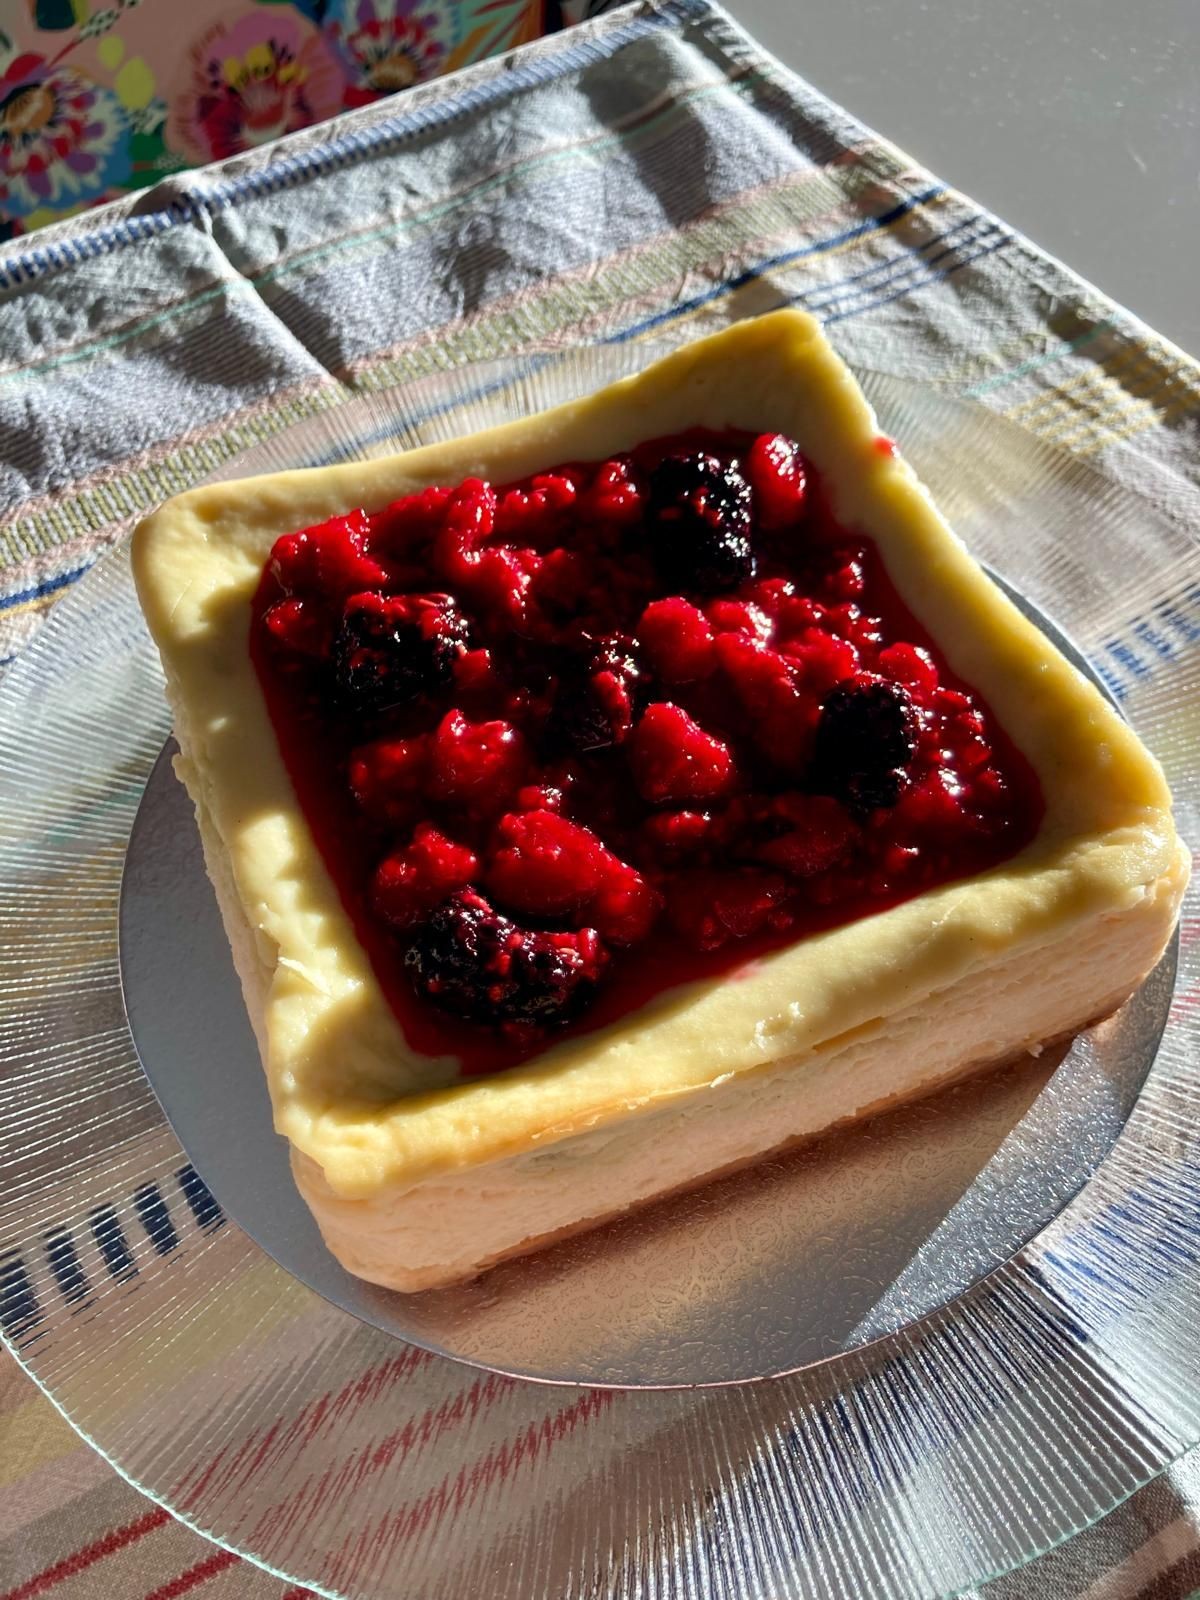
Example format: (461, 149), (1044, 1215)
(405, 888), (609, 1031)
(842, 767), (908, 814)
(333, 591), (470, 712)
(647, 451), (755, 595)
(814, 674), (917, 813)
(551, 633), (643, 753)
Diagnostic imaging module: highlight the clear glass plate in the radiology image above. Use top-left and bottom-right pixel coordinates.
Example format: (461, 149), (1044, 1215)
(1, 344), (1197, 1597)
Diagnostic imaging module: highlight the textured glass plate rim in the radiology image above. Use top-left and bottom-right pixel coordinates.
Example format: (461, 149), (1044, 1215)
(0, 342), (1195, 1600)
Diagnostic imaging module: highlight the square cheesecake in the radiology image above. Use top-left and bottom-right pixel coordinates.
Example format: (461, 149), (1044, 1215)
(133, 311), (1188, 1292)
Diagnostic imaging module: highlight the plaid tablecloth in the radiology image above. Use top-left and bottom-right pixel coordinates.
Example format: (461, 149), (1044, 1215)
(2, 2), (1199, 1595)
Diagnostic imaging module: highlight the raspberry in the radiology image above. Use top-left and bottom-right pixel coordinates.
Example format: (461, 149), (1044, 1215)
(495, 472), (578, 548)
(269, 509), (388, 598)
(349, 733), (429, 826)
(716, 633), (798, 717)
(877, 641), (938, 695)
(551, 633), (643, 753)
(647, 451), (754, 595)
(814, 673), (918, 812)
(637, 597), (716, 683)
(487, 809), (609, 919)
(460, 545), (534, 627)
(893, 768), (970, 834)
(779, 627), (858, 694)
(745, 793), (855, 877)
(589, 861), (661, 945)
(372, 826), (479, 930)
(581, 456), (643, 528)
(515, 783), (565, 813)
(628, 703), (736, 806)
(743, 577), (797, 618)
(715, 634), (813, 771)
(776, 592), (828, 635)
(639, 808), (716, 864)
(827, 603), (883, 653)
(666, 868), (792, 951)
(745, 433), (807, 531)
(370, 486), (453, 556)
(427, 710), (528, 816)
(442, 476), (496, 547)
(822, 550), (865, 602)
(487, 809), (659, 945)
(956, 735), (993, 775)
(333, 591), (470, 713)
(263, 598), (333, 659)
(404, 888), (608, 1031)
(451, 647), (504, 703)
(430, 479), (497, 588)
(705, 598), (772, 642)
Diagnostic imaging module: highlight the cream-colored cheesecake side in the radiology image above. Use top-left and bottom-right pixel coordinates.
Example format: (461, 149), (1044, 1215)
(132, 310), (1189, 1211)
(292, 846), (1188, 1291)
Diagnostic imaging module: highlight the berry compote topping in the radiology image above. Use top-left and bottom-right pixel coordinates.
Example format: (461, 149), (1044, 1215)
(252, 429), (1044, 1074)
(405, 889), (607, 1035)
(333, 591), (470, 714)
(551, 632), (643, 752)
(647, 451), (755, 595)
(813, 674), (919, 815)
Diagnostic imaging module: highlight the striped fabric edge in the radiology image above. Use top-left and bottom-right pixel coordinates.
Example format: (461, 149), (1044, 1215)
(5, 173), (1195, 647)
(6, 182), (1190, 568)
(2, 190), (982, 652)
(13, 1360), (1200, 1600)
(0, 56), (882, 393)
(0, 168), (946, 573)
(0, 1489), (313, 1600)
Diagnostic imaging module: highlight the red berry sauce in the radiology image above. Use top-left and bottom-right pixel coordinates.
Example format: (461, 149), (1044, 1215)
(251, 429), (1043, 1074)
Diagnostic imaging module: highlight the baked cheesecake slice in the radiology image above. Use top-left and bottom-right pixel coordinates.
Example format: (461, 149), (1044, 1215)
(132, 311), (1188, 1292)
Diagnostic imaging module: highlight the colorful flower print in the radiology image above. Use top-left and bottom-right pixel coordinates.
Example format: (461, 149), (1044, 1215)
(167, 8), (345, 163)
(0, 51), (131, 218)
(2, 3), (613, 235)
(324, 0), (453, 103)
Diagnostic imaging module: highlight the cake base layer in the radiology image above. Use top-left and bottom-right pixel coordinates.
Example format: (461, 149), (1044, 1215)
(291, 851), (1186, 1292)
